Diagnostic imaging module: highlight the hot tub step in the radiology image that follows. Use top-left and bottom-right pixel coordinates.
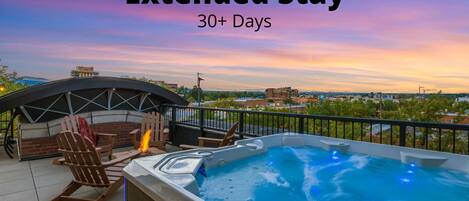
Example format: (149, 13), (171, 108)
(400, 151), (448, 168)
(160, 156), (204, 175)
(320, 140), (350, 152)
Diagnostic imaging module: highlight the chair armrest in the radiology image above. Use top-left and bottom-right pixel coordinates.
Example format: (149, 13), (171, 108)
(129, 129), (140, 149)
(198, 137), (223, 143)
(95, 132), (117, 137)
(129, 129), (140, 135)
(94, 132), (116, 151)
(179, 144), (201, 150)
(102, 150), (140, 167)
(198, 137), (223, 147)
(52, 158), (65, 166)
(96, 145), (112, 153)
(95, 146), (102, 152)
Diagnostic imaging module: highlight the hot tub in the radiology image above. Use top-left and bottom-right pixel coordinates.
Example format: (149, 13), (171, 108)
(123, 133), (469, 201)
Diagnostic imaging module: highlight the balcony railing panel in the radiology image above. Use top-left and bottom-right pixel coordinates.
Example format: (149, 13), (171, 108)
(0, 110), (17, 158)
(163, 105), (469, 155)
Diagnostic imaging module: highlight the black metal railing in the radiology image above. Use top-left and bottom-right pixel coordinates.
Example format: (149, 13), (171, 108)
(0, 109), (17, 158)
(163, 105), (469, 155)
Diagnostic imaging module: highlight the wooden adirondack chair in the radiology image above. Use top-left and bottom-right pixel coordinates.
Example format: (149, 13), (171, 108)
(129, 112), (168, 154)
(61, 115), (116, 160)
(53, 131), (139, 201)
(179, 122), (239, 150)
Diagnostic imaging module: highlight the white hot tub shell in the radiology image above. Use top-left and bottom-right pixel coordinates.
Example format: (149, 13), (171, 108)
(123, 132), (469, 201)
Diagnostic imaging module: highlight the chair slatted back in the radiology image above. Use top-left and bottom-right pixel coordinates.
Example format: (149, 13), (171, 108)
(61, 115), (80, 134)
(221, 122), (239, 146)
(141, 112), (165, 149)
(56, 131), (110, 187)
(61, 115), (97, 145)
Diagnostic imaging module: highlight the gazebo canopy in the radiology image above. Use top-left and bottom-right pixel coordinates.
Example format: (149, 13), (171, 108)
(0, 77), (188, 123)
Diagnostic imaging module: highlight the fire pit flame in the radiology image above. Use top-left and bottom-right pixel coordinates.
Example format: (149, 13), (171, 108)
(138, 129), (152, 153)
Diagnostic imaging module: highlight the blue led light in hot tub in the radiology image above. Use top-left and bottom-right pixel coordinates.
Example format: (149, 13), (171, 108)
(401, 178), (411, 183)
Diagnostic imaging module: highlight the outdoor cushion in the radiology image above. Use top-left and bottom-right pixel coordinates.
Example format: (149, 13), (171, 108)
(78, 117), (97, 145)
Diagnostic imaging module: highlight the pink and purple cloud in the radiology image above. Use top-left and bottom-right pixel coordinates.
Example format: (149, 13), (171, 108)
(0, 0), (468, 92)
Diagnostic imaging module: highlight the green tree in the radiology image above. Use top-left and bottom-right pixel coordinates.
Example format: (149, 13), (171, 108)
(453, 101), (469, 123)
(416, 93), (452, 122)
(0, 66), (24, 96)
(190, 85), (203, 103)
(201, 91), (264, 101)
(305, 100), (376, 118)
(382, 100), (398, 111)
(176, 86), (189, 96)
(209, 98), (242, 109)
(283, 98), (295, 105)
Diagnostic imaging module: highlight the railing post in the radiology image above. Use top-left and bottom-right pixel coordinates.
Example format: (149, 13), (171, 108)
(239, 111), (245, 139)
(399, 124), (406, 146)
(171, 106), (177, 122)
(3, 110), (16, 159)
(170, 106), (177, 143)
(199, 107), (205, 137)
(298, 117), (305, 134)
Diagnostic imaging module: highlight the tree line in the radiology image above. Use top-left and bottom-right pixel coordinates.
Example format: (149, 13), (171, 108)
(305, 94), (469, 123)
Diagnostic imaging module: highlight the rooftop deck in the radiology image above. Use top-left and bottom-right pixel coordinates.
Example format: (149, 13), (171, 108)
(0, 146), (180, 201)
(0, 105), (468, 200)
(0, 148), (120, 201)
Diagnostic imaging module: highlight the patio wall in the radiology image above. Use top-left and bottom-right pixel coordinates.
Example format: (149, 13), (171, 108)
(18, 110), (144, 160)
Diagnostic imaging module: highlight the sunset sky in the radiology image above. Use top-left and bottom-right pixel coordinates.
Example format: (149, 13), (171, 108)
(1, 0), (468, 92)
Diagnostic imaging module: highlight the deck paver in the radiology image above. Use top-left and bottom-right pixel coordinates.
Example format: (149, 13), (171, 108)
(0, 189), (38, 201)
(36, 181), (100, 201)
(0, 146), (179, 201)
(0, 174), (35, 196)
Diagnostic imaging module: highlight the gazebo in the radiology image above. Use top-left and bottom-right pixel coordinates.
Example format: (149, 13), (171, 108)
(0, 76), (188, 160)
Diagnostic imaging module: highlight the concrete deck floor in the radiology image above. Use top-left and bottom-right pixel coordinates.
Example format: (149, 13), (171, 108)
(0, 146), (179, 201)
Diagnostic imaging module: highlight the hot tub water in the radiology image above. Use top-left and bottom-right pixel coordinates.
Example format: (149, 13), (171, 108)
(197, 146), (469, 201)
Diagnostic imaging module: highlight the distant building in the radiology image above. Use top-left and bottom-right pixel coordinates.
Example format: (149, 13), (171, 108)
(149, 80), (178, 91)
(292, 97), (319, 104)
(265, 87), (299, 99)
(456, 97), (469, 103)
(440, 115), (469, 125)
(126, 76), (178, 91)
(327, 95), (353, 101)
(239, 99), (269, 108)
(16, 76), (48, 86)
(369, 92), (398, 102)
(71, 66), (99, 78)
